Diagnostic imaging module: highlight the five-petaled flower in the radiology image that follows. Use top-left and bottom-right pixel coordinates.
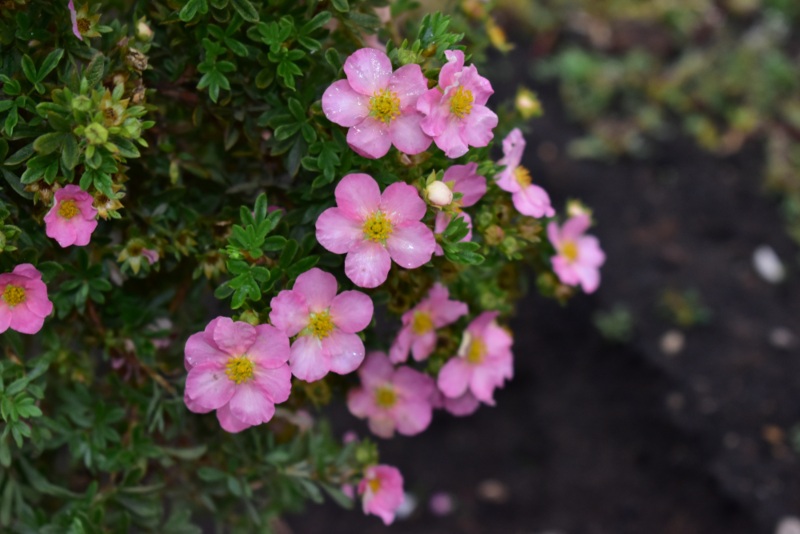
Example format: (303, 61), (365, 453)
(269, 268), (374, 382)
(0, 264), (53, 335)
(44, 185), (98, 247)
(358, 464), (405, 525)
(322, 48), (432, 159)
(547, 214), (606, 293)
(389, 283), (468, 363)
(417, 50), (498, 158)
(183, 317), (292, 433)
(347, 352), (435, 438)
(315, 173), (436, 288)
(496, 128), (555, 218)
(437, 311), (513, 405)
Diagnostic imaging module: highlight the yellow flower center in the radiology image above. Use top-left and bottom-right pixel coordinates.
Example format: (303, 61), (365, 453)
(562, 241), (579, 263)
(514, 166), (532, 188)
(225, 356), (254, 384)
(449, 86), (474, 119)
(370, 88), (401, 124)
(375, 385), (397, 408)
(58, 199), (80, 219)
(308, 310), (335, 339)
(362, 212), (393, 243)
(2, 284), (26, 307)
(411, 311), (434, 335)
(77, 18), (91, 34)
(368, 477), (382, 493)
(466, 337), (486, 364)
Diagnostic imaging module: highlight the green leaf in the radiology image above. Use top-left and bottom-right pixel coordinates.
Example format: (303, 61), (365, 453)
(33, 132), (66, 155)
(230, 0), (259, 22)
(20, 55), (37, 83)
(38, 48), (64, 80)
(331, 0), (349, 12)
(4, 143), (34, 166)
(179, 0), (208, 22)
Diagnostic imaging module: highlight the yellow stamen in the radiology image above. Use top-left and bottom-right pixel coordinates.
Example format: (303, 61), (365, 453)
(362, 212), (393, 243)
(411, 312), (434, 335)
(466, 338), (486, 364)
(368, 477), (382, 493)
(449, 86), (474, 119)
(77, 18), (91, 34)
(375, 385), (397, 408)
(562, 241), (579, 263)
(2, 285), (26, 307)
(58, 199), (80, 219)
(370, 88), (401, 124)
(225, 356), (254, 384)
(308, 310), (335, 339)
(514, 166), (532, 188)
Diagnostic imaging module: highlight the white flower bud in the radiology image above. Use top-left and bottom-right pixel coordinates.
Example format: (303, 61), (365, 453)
(426, 181), (453, 207)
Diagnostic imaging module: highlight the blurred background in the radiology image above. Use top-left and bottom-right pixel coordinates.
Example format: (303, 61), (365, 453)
(290, 1), (800, 532)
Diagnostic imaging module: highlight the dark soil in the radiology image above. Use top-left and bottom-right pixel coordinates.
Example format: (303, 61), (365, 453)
(287, 39), (800, 534)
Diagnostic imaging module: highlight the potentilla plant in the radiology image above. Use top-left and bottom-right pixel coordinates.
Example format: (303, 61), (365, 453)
(0, 0), (604, 530)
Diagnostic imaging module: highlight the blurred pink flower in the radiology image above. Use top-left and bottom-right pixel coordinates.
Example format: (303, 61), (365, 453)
(0, 264), (53, 335)
(183, 317), (292, 433)
(315, 173), (436, 288)
(269, 268), (373, 382)
(68, 1), (83, 41)
(496, 128), (555, 218)
(430, 387), (481, 417)
(44, 185), (98, 247)
(359, 464), (405, 525)
(389, 283), (468, 363)
(347, 352), (435, 438)
(322, 48), (431, 159)
(417, 50), (498, 158)
(547, 214), (606, 293)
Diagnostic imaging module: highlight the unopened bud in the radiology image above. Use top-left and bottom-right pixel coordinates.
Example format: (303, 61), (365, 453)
(426, 181), (453, 207)
(136, 20), (154, 41)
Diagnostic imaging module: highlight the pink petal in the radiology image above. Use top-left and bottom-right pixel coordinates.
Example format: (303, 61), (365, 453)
(439, 50), (465, 89)
(335, 173), (382, 220)
(576, 264), (601, 294)
(385, 221), (435, 269)
(562, 214), (592, 240)
(578, 236), (606, 266)
(216, 403), (252, 433)
(289, 335), (329, 382)
(460, 105), (497, 148)
(8, 304), (45, 334)
(184, 331), (225, 370)
(458, 65), (494, 106)
(347, 387), (378, 418)
(293, 268), (338, 312)
(434, 119), (469, 158)
(185, 361), (235, 411)
(547, 221), (562, 246)
(512, 185), (555, 218)
(347, 118), (392, 159)
(248, 324), (292, 368)
(444, 391), (481, 416)
(329, 290), (373, 333)
(359, 352), (395, 386)
(387, 64), (428, 110)
(437, 358), (471, 399)
(68, 0), (83, 41)
(432, 299), (468, 327)
(368, 415), (397, 439)
(22, 280), (53, 317)
(388, 113), (432, 155)
(394, 367), (434, 397)
(380, 181), (427, 224)
(445, 163), (486, 207)
(324, 330), (366, 375)
(0, 307), (11, 334)
(211, 317), (256, 356)
(495, 167), (521, 194)
(253, 363), (292, 404)
(417, 89), (448, 137)
(344, 48), (392, 96)
(228, 382), (276, 426)
(12, 264), (42, 279)
(469, 367), (500, 405)
(345, 240), (392, 288)
(498, 128), (525, 169)
(322, 79), (370, 127)
(388, 328), (411, 364)
(269, 290), (310, 337)
(410, 331), (437, 361)
(393, 399), (432, 436)
(316, 207), (364, 254)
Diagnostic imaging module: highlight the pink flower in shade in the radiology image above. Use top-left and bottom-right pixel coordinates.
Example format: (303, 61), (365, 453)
(432, 162), (487, 255)
(347, 352), (435, 438)
(437, 312), (513, 405)
(496, 128), (555, 218)
(68, 1), (83, 41)
(183, 317), (292, 433)
(0, 264), (53, 335)
(417, 50), (499, 158)
(358, 464), (405, 525)
(430, 388), (481, 417)
(547, 214), (606, 293)
(315, 173), (436, 288)
(322, 48), (431, 159)
(44, 185), (98, 247)
(389, 283), (468, 363)
(269, 268), (373, 382)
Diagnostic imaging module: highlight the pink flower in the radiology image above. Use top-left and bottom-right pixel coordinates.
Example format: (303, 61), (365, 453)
(430, 388), (481, 417)
(269, 268), (373, 382)
(437, 312), (513, 405)
(417, 50), (498, 158)
(547, 214), (606, 293)
(322, 48), (431, 159)
(315, 173), (436, 288)
(347, 352), (434, 438)
(496, 128), (555, 218)
(0, 264), (53, 335)
(183, 317), (292, 433)
(358, 464), (405, 525)
(389, 283), (468, 363)
(68, 1), (83, 41)
(44, 185), (98, 247)
(432, 163), (487, 255)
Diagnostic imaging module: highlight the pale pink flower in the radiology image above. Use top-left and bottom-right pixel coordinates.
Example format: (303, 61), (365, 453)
(269, 268), (373, 382)
(389, 283), (468, 363)
(315, 173), (436, 288)
(44, 185), (98, 247)
(0, 264), (53, 335)
(68, 1), (82, 41)
(547, 214), (606, 293)
(347, 352), (434, 438)
(417, 50), (498, 158)
(322, 48), (431, 159)
(432, 163), (486, 255)
(437, 312), (513, 405)
(183, 317), (292, 433)
(430, 388), (481, 417)
(496, 128), (555, 218)
(359, 464), (405, 525)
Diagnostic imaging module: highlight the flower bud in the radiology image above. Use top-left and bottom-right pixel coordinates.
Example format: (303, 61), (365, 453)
(84, 123), (109, 145)
(136, 20), (154, 41)
(426, 181), (453, 207)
